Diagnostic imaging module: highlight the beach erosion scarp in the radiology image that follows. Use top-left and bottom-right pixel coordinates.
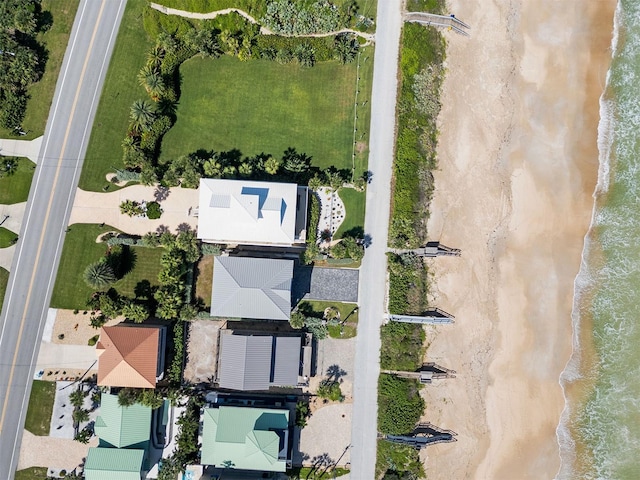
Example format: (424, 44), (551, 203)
(420, 0), (616, 479)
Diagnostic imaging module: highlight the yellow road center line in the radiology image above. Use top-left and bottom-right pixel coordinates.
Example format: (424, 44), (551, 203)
(0, 0), (106, 434)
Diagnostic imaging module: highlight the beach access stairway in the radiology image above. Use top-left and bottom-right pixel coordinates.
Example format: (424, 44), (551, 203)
(405, 11), (471, 36)
(381, 362), (456, 384)
(388, 308), (455, 325)
(388, 241), (461, 257)
(384, 423), (458, 448)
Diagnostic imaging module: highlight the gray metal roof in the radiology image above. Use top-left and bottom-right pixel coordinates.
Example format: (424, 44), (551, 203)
(211, 256), (293, 320)
(218, 334), (301, 391)
(273, 336), (301, 386)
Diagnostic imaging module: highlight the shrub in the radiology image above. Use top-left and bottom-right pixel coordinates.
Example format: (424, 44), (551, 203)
(376, 439), (425, 479)
(289, 310), (305, 329)
(304, 193), (320, 264)
(146, 201), (163, 219)
(389, 24), (445, 248)
(377, 375), (424, 435)
(88, 335), (99, 346)
(169, 321), (184, 384)
(295, 401), (310, 427)
(261, 1), (343, 35)
(200, 243), (222, 256)
(380, 322), (425, 371)
(317, 379), (343, 402)
(83, 261), (116, 290)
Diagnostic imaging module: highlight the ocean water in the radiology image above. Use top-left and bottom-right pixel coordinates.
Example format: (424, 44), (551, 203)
(558, 0), (640, 478)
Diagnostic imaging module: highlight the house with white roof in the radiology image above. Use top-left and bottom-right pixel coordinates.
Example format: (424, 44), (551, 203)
(197, 178), (308, 247)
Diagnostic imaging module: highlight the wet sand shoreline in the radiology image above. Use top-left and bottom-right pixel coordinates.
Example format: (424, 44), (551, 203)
(420, 0), (615, 478)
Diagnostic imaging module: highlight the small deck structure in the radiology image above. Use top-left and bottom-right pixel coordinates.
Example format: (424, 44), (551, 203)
(389, 241), (461, 257)
(385, 423), (458, 448)
(388, 308), (455, 325)
(405, 12), (470, 36)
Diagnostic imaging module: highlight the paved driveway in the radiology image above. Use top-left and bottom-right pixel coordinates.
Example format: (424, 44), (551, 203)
(292, 267), (359, 304)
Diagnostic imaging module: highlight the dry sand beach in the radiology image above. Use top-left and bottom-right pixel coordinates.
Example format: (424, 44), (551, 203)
(421, 0), (615, 478)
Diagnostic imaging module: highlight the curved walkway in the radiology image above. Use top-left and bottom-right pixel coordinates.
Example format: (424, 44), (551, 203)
(149, 2), (375, 43)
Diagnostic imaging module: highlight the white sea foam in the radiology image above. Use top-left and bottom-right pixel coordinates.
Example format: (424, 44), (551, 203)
(556, 2), (623, 478)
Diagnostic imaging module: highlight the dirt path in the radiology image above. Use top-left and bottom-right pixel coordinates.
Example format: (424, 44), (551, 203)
(149, 2), (375, 43)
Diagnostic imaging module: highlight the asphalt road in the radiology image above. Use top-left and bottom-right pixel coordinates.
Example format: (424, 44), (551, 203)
(0, 1), (126, 477)
(350, 1), (404, 478)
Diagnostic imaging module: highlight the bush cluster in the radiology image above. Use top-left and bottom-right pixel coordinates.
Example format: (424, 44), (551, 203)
(0, 0), (46, 131)
(261, 1), (346, 35)
(303, 193), (321, 264)
(157, 395), (203, 480)
(387, 253), (429, 315)
(376, 439), (425, 480)
(169, 321), (184, 384)
(377, 374), (424, 435)
(380, 322), (425, 371)
(389, 24), (445, 248)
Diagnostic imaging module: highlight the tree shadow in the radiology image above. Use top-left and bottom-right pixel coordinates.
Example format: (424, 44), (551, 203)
(156, 224), (170, 235)
(326, 364), (347, 382)
(363, 233), (372, 248)
(154, 185), (170, 202)
(175, 222), (192, 233)
(134, 280), (153, 300)
(107, 245), (137, 279)
(341, 226), (364, 240)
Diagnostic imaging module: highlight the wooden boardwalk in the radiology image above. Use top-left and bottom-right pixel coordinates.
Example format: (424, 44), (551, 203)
(405, 12), (470, 36)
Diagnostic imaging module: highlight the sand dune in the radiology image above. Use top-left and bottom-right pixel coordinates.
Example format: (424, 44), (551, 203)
(420, 0), (615, 478)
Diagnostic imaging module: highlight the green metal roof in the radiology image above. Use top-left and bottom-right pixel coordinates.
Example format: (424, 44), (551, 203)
(201, 406), (289, 472)
(94, 394), (151, 450)
(84, 447), (144, 480)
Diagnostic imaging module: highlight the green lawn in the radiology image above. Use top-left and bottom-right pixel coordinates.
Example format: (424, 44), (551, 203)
(296, 299), (358, 339)
(79, 0), (153, 192)
(15, 467), (49, 480)
(334, 187), (365, 239)
(51, 224), (164, 309)
(290, 466), (350, 479)
(24, 380), (56, 436)
(0, 267), (8, 314)
(0, 227), (18, 248)
(0, 158), (36, 204)
(0, 0), (80, 139)
(160, 52), (373, 175)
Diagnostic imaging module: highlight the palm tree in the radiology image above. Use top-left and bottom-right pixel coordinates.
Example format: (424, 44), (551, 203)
(69, 388), (85, 408)
(146, 45), (165, 69)
(334, 33), (359, 64)
(129, 99), (155, 132)
(72, 408), (90, 426)
(139, 72), (166, 101)
(1, 158), (18, 176)
(83, 261), (116, 290)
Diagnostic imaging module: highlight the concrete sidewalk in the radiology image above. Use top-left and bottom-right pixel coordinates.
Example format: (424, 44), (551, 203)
(69, 185), (199, 234)
(0, 136), (43, 164)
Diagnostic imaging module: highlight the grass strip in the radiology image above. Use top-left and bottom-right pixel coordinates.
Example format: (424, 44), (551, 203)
(79, 0), (152, 192)
(0, 227), (18, 248)
(334, 187), (365, 239)
(15, 467), (49, 480)
(0, 158), (36, 204)
(0, 267), (9, 314)
(24, 380), (56, 436)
